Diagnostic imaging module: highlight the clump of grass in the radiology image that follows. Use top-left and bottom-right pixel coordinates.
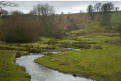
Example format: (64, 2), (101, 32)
(16, 51), (29, 57)
(72, 41), (91, 49)
(93, 44), (103, 49)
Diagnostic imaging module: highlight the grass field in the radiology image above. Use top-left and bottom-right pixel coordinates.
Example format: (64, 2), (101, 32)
(0, 50), (30, 81)
(35, 35), (121, 81)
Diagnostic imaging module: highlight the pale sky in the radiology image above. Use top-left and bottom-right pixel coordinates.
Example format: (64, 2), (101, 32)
(3, 1), (121, 14)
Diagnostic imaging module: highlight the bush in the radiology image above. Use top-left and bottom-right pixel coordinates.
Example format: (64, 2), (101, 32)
(0, 15), (65, 43)
(0, 15), (39, 43)
(93, 45), (103, 49)
(72, 42), (91, 49)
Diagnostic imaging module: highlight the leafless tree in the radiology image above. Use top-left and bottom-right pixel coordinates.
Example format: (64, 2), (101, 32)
(30, 3), (54, 16)
(30, 4), (56, 36)
(0, 9), (8, 16)
(94, 3), (102, 12)
(11, 10), (24, 15)
(0, 1), (18, 16)
(115, 7), (119, 12)
(87, 5), (94, 19)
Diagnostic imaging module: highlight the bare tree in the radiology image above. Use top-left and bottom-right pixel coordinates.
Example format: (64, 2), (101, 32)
(100, 2), (114, 31)
(0, 1), (18, 16)
(30, 4), (56, 36)
(31, 3), (54, 16)
(94, 3), (102, 12)
(115, 7), (119, 12)
(61, 12), (64, 15)
(0, 9), (8, 16)
(87, 5), (94, 19)
(0, 10), (38, 43)
(11, 10), (24, 15)
(101, 2), (114, 12)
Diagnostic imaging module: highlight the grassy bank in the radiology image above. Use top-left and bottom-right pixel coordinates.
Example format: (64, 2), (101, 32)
(35, 44), (121, 81)
(0, 50), (30, 81)
(0, 37), (57, 81)
(0, 36), (64, 81)
(35, 35), (121, 81)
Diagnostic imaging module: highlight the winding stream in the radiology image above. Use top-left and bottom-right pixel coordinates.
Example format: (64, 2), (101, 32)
(16, 50), (95, 81)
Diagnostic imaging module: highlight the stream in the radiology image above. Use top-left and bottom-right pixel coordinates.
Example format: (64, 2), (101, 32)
(16, 49), (95, 81)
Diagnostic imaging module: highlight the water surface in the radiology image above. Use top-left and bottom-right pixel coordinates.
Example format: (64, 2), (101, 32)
(16, 53), (94, 81)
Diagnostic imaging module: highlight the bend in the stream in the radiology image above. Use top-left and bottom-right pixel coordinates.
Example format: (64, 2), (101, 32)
(16, 48), (96, 81)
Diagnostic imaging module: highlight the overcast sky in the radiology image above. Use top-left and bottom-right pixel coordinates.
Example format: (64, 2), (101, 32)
(3, 1), (121, 14)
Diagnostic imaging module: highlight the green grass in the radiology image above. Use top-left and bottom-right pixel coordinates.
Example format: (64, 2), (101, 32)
(0, 50), (30, 81)
(0, 40), (56, 53)
(111, 12), (121, 28)
(35, 44), (121, 81)
(0, 39), (57, 81)
(35, 35), (121, 81)
(77, 35), (120, 43)
(58, 39), (76, 43)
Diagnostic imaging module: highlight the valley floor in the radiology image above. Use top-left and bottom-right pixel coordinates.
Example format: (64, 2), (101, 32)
(0, 32), (121, 81)
(35, 33), (121, 81)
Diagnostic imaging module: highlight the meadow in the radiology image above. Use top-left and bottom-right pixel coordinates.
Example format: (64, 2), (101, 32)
(35, 33), (121, 81)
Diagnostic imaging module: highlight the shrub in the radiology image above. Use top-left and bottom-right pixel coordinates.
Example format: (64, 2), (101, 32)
(0, 15), (39, 43)
(72, 42), (91, 49)
(93, 45), (103, 49)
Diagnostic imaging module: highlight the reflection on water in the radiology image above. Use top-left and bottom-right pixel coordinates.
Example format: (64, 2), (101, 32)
(16, 53), (94, 81)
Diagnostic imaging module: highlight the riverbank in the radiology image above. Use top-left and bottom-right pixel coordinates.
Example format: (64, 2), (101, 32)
(0, 37), (57, 81)
(16, 52), (94, 81)
(35, 35), (121, 81)
(0, 50), (30, 81)
(35, 44), (121, 81)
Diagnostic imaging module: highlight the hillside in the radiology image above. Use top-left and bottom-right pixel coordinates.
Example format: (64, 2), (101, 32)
(57, 11), (121, 33)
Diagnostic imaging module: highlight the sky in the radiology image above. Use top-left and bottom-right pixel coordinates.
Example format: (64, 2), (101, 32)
(3, 1), (121, 14)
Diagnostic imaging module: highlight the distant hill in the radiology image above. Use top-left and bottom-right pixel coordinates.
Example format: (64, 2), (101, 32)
(55, 13), (91, 31)
(57, 11), (121, 32)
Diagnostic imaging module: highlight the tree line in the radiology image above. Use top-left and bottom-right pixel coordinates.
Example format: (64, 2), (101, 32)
(87, 2), (120, 32)
(0, 2), (66, 43)
(0, 2), (121, 43)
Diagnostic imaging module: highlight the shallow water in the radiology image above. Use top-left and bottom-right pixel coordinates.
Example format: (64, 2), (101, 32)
(16, 53), (94, 81)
